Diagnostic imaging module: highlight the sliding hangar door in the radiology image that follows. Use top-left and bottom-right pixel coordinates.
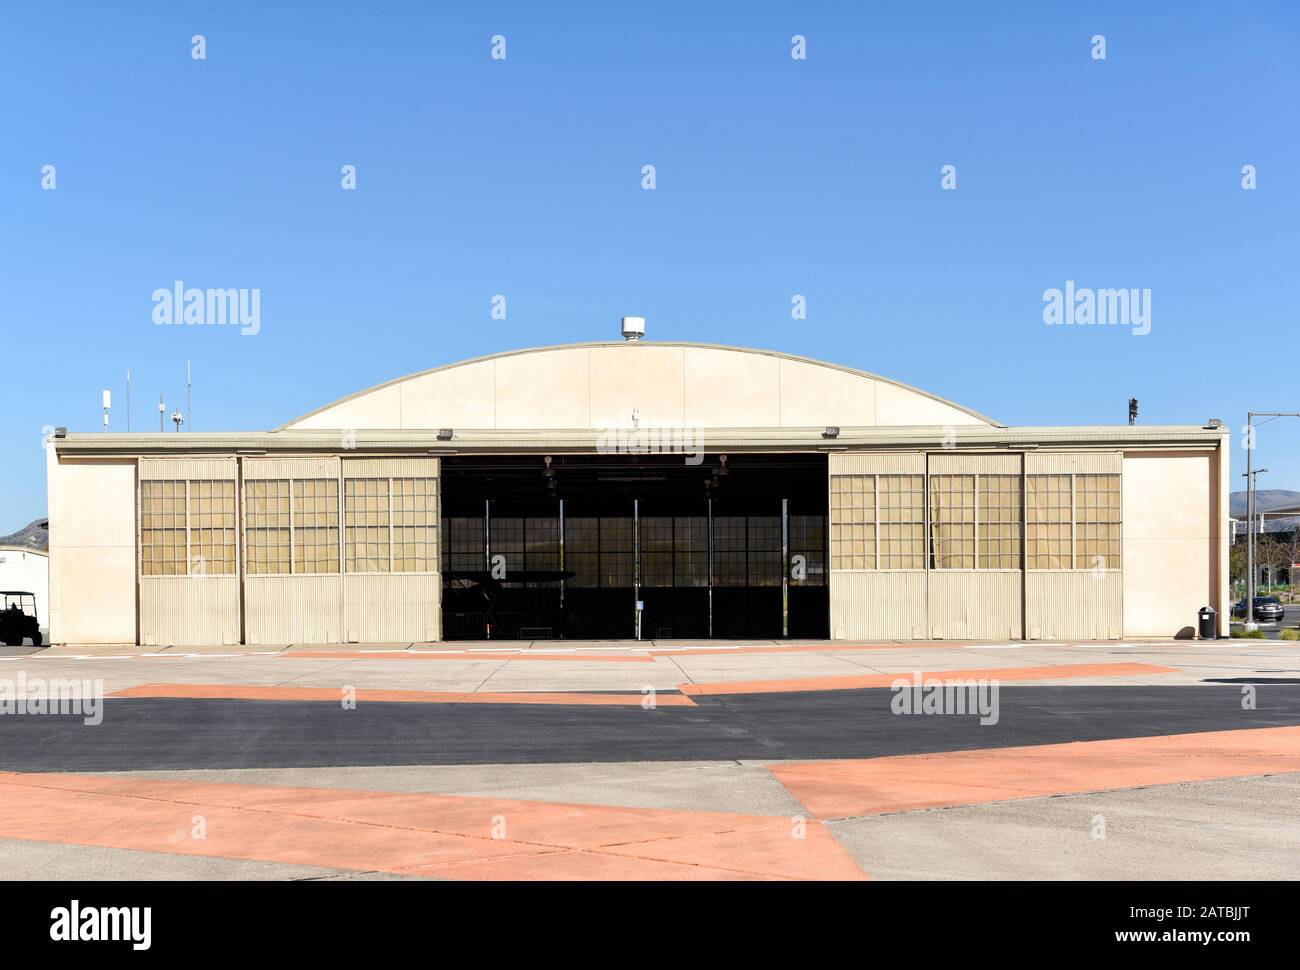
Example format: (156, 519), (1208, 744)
(135, 451), (830, 645)
(440, 453), (829, 640)
(133, 448), (1126, 645)
(828, 450), (1123, 640)
(138, 456), (441, 646)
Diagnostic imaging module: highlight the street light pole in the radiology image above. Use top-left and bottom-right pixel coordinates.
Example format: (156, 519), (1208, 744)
(1243, 467), (1267, 629)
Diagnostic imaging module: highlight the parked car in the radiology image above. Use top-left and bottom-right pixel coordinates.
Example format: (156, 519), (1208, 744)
(0, 591), (41, 646)
(1231, 596), (1286, 622)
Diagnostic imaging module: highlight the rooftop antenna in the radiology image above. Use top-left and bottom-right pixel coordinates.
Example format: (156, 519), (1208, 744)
(186, 360), (192, 432)
(1127, 398), (1138, 426)
(126, 369), (132, 432)
(158, 395), (165, 433)
(171, 408), (183, 432)
(101, 389), (111, 432)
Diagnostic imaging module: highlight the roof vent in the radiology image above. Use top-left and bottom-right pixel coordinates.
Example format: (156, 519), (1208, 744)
(620, 316), (645, 341)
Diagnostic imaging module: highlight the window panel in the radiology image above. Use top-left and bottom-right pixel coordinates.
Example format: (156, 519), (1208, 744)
(524, 517), (560, 585)
(640, 516), (674, 587)
(929, 474), (975, 569)
(443, 516), (484, 573)
(789, 514), (826, 586)
(344, 478), (390, 573)
(292, 479), (340, 574)
(187, 479), (236, 575)
(746, 516), (782, 587)
(245, 479), (291, 575)
(141, 480), (187, 576)
(391, 478), (437, 572)
(565, 517), (600, 588)
(599, 516), (633, 587)
(829, 475), (876, 570)
(977, 474), (1022, 570)
(1074, 474), (1121, 569)
(1026, 475), (1073, 569)
(713, 516), (747, 587)
(673, 516), (708, 587)
(490, 515), (524, 580)
(878, 474), (925, 569)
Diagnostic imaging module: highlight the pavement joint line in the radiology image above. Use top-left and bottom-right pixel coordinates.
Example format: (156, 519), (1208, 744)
(469, 660), (515, 694)
(659, 651), (696, 687)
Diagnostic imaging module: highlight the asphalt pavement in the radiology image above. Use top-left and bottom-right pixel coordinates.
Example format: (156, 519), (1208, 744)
(4, 685), (1300, 772)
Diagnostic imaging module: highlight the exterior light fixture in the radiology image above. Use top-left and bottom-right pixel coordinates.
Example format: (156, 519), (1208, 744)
(822, 426), (840, 439)
(437, 429), (453, 441)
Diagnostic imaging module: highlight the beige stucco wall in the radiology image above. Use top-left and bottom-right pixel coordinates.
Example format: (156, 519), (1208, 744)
(1122, 451), (1217, 638)
(48, 456), (137, 644)
(285, 344), (992, 432)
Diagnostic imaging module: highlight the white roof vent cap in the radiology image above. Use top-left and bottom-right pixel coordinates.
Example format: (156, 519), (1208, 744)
(621, 316), (646, 341)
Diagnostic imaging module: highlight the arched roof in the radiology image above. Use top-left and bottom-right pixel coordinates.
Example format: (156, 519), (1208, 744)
(278, 342), (1000, 432)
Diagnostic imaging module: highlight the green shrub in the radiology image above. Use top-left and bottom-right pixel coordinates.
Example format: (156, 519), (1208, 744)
(1281, 628), (1300, 641)
(1231, 628), (1268, 639)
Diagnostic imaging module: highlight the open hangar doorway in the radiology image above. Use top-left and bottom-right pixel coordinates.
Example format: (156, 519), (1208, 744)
(439, 453), (828, 640)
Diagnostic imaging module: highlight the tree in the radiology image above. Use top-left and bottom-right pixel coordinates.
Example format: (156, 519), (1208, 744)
(1229, 542), (1246, 592)
(1278, 530), (1300, 600)
(1257, 535), (1289, 593)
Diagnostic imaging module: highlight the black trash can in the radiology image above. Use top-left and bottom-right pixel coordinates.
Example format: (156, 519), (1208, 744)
(1198, 606), (1217, 640)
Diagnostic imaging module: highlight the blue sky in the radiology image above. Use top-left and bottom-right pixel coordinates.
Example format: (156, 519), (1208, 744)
(2, 1), (1297, 526)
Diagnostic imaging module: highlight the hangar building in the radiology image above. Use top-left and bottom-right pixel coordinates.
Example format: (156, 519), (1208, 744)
(45, 338), (1230, 646)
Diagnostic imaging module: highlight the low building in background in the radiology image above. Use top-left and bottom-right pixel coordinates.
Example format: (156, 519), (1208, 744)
(0, 546), (49, 641)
